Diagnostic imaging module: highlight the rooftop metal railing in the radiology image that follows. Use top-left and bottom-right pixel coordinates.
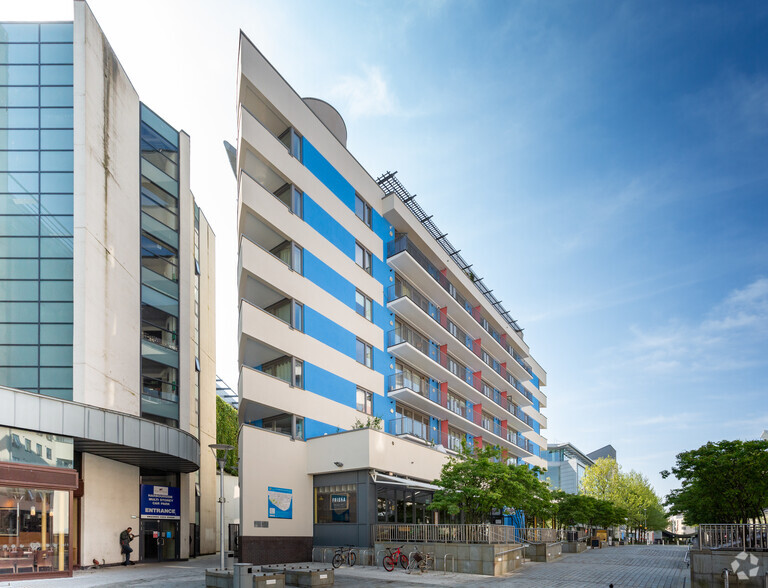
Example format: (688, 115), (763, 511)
(698, 524), (768, 551)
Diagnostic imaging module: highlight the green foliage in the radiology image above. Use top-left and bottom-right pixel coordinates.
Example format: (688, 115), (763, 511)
(215, 396), (239, 476)
(580, 457), (667, 532)
(352, 416), (382, 430)
(428, 444), (548, 524)
(552, 491), (626, 530)
(661, 439), (768, 525)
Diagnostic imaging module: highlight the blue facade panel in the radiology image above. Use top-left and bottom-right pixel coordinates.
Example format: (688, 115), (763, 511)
(303, 193), (355, 260)
(302, 138), (355, 210)
(304, 418), (340, 440)
(303, 250), (355, 308)
(304, 306), (356, 358)
(304, 361), (356, 408)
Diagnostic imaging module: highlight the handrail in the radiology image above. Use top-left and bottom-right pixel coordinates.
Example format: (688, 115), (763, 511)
(443, 553), (455, 574)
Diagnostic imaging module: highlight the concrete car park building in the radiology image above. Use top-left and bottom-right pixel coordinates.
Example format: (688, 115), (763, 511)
(0, 2), (216, 579)
(235, 33), (548, 564)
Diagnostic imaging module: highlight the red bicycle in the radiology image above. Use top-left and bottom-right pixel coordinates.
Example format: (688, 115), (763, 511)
(382, 545), (408, 571)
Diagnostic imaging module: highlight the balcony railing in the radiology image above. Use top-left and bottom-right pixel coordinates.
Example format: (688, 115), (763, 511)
(141, 331), (178, 352)
(388, 372), (441, 404)
(699, 524), (768, 551)
(388, 234), (531, 375)
(387, 417), (433, 444)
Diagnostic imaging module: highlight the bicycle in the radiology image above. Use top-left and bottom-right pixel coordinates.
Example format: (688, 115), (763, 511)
(331, 545), (356, 568)
(382, 545), (408, 571)
(331, 545), (357, 568)
(405, 547), (434, 574)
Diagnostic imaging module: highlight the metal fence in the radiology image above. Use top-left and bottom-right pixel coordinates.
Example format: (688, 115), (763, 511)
(699, 524), (768, 551)
(373, 524), (573, 545)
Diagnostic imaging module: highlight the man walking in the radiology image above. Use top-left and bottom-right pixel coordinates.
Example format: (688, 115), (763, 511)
(120, 527), (135, 565)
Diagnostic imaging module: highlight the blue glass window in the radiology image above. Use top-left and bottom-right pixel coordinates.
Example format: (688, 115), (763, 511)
(0, 258), (37, 278)
(40, 323), (72, 344)
(40, 44), (73, 65)
(40, 259), (72, 279)
(39, 345), (72, 366)
(0, 323), (37, 344)
(40, 172), (73, 192)
(0, 301), (38, 322)
(0, 87), (38, 107)
(40, 65), (73, 86)
(40, 216), (74, 237)
(40, 86), (72, 107)
(41, 129), (73, 149)
(0, 65), (39, 85)
(0, 24), (39, 42)
(0, 280), (38, 301)
(0, 151), (38, 172)
(39, 367), (72, 387)
(0, 367), (38, 388)
(40, 23), (73, 43)
(0, 129), (39, 149)
(41, 150), (73, 171)
(0, 108), (39, 128)
(0, 44), (40, 65)
(40, 236), (73, 257)
(0, 194), (38, 214)
(40, 194), (73, 215)
(0, 236), (38, 257)
(0, 345), (38, 365)
(40, 302), (72, 323)
(40, 108), (72, 128)
(0, 215), (39, 236)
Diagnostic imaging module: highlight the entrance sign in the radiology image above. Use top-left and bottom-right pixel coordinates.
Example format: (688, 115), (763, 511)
(140, 485), (181, 519)
(267, 487), (292, 519)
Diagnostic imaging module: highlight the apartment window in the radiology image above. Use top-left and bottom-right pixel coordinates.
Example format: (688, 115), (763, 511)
(447, 392), (465, 417)
(356, 338), (373, 368)
(293, 302), (304, 332)
(36, 443), (42, 456)
(446, 357), (459, 377)
(355, 290), (372, 321)
(46, 447), (52, 460)
(278, 127), (302, 162)
(25, 439), (31, 452)
(293, 359), (304, 389)
(446, 428), (462, 452)
(292, 243), (303, 274)
(482, 413), (492, 431)
(356, 388), (373, 414)
(355, 193), (372, 228)
(482, 350), (491, 365)
(354, 242), (372, 274)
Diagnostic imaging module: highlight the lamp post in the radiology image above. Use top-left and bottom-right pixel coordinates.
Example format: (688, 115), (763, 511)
(210, 443), (234, 571)
(643, 508), (647, 545)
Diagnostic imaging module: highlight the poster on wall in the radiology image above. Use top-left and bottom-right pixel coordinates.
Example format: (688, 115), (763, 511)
(140, 485), (181, 519)
(331, 493), (350, 522)
(267, 487), (292, 519)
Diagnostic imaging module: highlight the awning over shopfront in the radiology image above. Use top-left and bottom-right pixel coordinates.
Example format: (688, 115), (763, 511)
(370, 471), (442, 492)
(0, 386), (200, 473)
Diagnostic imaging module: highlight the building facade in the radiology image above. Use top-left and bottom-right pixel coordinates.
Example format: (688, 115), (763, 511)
(542, 443), (596, 494)
(236, 33), (548, 564)
(0, 2), (216, 578)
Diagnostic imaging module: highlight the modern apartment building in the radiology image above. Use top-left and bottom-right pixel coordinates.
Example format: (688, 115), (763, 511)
(0, 2), (216, 578)
(542, 443), (596, 495)
(236, 33), (548, 564)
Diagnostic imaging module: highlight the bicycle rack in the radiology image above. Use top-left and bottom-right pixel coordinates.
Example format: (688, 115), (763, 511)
(375, 549), (387, 566)
(443, 553), (456, 574)
(311, 547), (322, 563)
(322, 547), (334, 564)
(356, 548), (372, 566)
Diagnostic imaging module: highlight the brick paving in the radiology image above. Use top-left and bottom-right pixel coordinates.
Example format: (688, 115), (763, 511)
(2, 545), (690, 587)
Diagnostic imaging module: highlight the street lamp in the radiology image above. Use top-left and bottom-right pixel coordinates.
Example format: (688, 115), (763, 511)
(210, 443), (234, 571)
(643, 508), (647, 545)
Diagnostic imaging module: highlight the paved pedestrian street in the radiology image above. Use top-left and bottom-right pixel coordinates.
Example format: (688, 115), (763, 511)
(332, 545), (690, 587)
(2, 545), (690, 587)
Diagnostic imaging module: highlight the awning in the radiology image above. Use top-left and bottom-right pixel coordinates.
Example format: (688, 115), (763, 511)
(370, 471), (442, 491)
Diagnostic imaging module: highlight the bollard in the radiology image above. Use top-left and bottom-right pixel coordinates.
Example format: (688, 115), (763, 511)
(233, 563), (253, 588)
(722, 568), (729, 588)
(225, 550), (235, 570)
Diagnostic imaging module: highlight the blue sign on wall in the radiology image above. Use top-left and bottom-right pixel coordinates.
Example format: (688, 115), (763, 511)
(140, 485), (180, 519)
(267, 487), (292, 519)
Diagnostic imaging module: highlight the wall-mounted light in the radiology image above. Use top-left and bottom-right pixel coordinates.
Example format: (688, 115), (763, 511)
(30, 506), (36, 516)
(333, 461), (344, 468)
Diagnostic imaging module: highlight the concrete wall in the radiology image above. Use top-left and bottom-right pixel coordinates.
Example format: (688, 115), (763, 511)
(72, 0), (141, 415)
(80, 452), (139, 565)
(374, 542), (523, 576)
(691, 550), (768, 587)
(239, 425), (313, 563)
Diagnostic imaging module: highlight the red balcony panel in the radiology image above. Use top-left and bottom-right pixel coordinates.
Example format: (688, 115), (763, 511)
(501, 420), (507, 430)
(472, 305), (482, 322)
(472, 338), (482, 357)
(472, 371), (482, 391)
(474, 436), (483, 449)
(501, 333), (507, 347)
(440, 268), (448, 277)
(438, 306), (448, 329)
(439, 344), (448, 368)
(439, 382), (448, 408)
(440, 420), (449, 434)
(502, 448), (508, 461)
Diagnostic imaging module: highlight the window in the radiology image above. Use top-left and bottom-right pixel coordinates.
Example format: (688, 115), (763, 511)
(356, 338), (373, 368)
(354, 193), (372, 227)
(293, 359), (303, 389)
(354, 242), (372, 274)
(355, 290), (372, 321)
(46, 447), (52, 460)
(356, 388), (372, 414)
(447, 392), (465, 417)
(292, 243), (303, 274)
(293, 302), (304, 332)
(315, 484), (357, 524)
(446, 428), (462, 452)
(36, 443), (42, 456)
(25, 438), (31, 452)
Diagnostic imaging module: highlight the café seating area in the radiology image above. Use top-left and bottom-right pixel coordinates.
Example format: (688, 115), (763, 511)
(0, 544), (56, 574)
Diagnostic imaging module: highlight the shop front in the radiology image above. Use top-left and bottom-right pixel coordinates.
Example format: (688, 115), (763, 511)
(0, 427), (77, 579)
(138, 477), (180, 562)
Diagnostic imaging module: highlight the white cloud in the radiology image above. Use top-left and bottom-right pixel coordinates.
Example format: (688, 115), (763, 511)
(617, 277), (768, 376)
(328, 65), (396, 120)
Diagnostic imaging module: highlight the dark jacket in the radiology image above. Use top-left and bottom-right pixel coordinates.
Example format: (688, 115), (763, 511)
(119, 530), (134, 546)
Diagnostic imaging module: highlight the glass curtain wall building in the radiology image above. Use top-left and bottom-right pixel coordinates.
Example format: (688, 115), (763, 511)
(0, 2), (217, 580)
(0, 22), (74, 400)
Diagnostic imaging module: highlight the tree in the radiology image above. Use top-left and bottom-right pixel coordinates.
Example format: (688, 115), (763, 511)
(581, 457), (622, 502)
(429, 444), (542, 524)
(662, 439), (768, 525)
(215, 396), (239, 475)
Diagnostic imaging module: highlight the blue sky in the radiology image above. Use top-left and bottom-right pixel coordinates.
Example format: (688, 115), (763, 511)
(7, 0), (767, 498)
